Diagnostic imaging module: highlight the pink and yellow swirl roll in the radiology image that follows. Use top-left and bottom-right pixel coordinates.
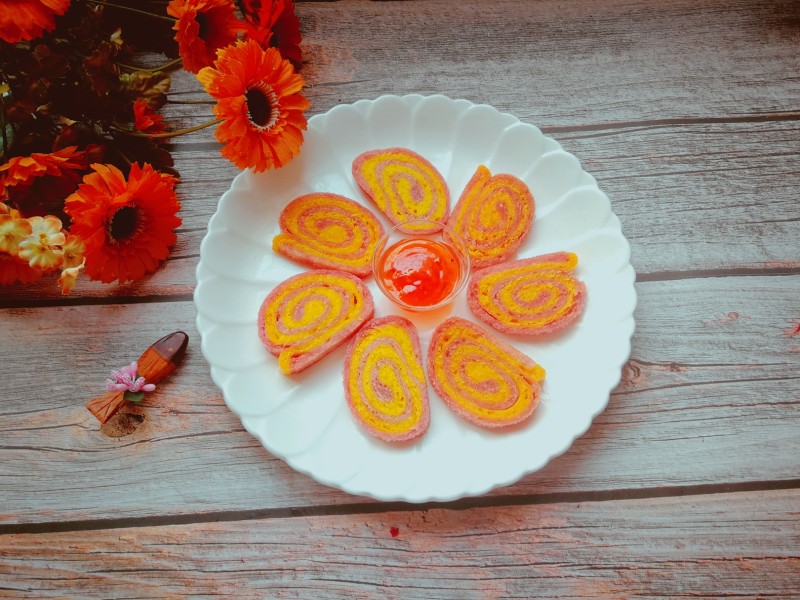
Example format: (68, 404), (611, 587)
(468, 252), (586, 336)
(352, 148), (449, 234)
(427, 317), (545, 429)
(272, 193), (384, 278)
(344, 316), (429, 442)
(258, 270), (373, 375)
(447, 165), (534, 269)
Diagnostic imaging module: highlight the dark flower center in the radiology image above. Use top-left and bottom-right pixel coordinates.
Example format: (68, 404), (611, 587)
(108, 206), (140, 243)
(196, 13), (211, 40)
(245, 85), (276, 130)
(244, 88), (272, 127)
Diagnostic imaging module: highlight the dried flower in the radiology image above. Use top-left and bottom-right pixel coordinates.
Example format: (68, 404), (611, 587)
(197, 39), (309, 173)
(64, 162), (181, 284)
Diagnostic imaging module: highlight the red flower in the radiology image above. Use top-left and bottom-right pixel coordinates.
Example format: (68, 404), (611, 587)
(64, 163), (182, 284)
(197, 39), (309, 173)
(167, 0), (246, 74)
(0, 0), (70, 44)
(0, 251), (42, 284)
(0, 146), (87, 222)
(240, 0), (302, 69)
(133, 98), (167, 135)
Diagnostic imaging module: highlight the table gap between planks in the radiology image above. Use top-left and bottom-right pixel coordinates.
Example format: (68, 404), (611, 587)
(1, 0), (798, 597)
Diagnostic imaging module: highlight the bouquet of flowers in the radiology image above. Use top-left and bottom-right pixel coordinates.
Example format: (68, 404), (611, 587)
(0, 0), (309, 292)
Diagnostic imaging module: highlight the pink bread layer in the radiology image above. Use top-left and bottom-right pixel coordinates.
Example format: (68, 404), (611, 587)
(467, 252), (587, 337)
(427, 317), (542, 429)
(273, 193), (383, 278)
(343, 316), (429, 443)
(351, 148), (450, 231)
(257, 269), (374, 375)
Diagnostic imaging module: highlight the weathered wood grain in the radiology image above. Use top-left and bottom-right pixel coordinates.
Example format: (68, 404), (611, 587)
(162, 0), (800, 125)
(0, 118), (797, 304)
(1, 489), (798, 598)
(1, 276), (798, 525)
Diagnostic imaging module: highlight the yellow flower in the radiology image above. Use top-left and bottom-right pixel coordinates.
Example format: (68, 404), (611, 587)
(62, 234), (86, 269)
(18, 215), (66, 271)
(0, 214), (33, 255)
(58, 259), (86, 295)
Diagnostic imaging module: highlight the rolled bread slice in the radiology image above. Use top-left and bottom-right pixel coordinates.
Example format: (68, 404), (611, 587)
(468, 251), (587, 336)
(258, 269), (373, 375)
(352, 147), (449, 234)
(344, 316), (429, 442)
(427, 317), (545, 429)
(272, 192), (384, 278)
(446, 165), (534, 269)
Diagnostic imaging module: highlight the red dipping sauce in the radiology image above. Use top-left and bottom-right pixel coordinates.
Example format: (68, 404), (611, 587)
(378, 238), (462, 307)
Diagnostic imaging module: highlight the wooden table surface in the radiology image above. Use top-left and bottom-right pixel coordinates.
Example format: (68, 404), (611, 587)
(2, 0), (799, 597)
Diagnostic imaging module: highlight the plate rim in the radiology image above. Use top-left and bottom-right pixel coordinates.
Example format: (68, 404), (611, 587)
(194, 92), (638, 503)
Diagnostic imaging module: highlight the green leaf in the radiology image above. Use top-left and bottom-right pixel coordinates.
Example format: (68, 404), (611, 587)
(124, 391), (145, 404)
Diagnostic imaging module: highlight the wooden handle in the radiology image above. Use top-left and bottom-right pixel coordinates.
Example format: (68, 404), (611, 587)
(85, 331), (189, 424)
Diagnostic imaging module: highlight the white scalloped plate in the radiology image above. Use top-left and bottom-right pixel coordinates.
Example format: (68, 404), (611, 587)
(194, 94), (637, 503)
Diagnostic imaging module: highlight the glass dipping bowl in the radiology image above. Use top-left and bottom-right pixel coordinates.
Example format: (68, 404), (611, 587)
(372, 219), (470, 312)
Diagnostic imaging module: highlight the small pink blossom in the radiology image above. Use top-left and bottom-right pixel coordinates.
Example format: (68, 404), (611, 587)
(105, 361), (156, 393)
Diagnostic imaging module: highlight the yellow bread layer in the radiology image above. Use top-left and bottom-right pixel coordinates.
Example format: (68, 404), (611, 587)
(360, 153), (448, 224)
(432, 322), (544, 422)
(262, 274), (366, 374)
(449, 165), (534, 263)
(273, 195), (382, 271)
(346, 323), (426, 434)
(474, 253), (580, 328)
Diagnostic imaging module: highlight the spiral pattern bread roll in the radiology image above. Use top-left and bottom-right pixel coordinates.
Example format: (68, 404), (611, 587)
(447, 165), (534, 269)
(352, 148), (449, 234)
(344, 316), (429, 442)
(427, 317), (545, 429)
(258, 270), (373, 375)
(272, 193), (384, 278)
(468, 252), (586, 336)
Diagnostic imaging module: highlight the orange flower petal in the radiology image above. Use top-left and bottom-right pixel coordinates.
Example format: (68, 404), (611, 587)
(65, 163), (182, 284)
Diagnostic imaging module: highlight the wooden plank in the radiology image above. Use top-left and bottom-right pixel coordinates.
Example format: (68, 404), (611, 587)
(0, 118), (797, 303)
(1, 489), (798, 598)
(161, 0), (800, 125)
(1, 276), (798, 524)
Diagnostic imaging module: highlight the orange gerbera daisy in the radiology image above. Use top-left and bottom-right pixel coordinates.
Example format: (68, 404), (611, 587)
(0, 0), (70, 44)
(240, 0), (302, 69)
(167, 0), (246, 74)
(133, 98), (167, 135)
(197, 39), (309, 173)
(0, 146), (86, 222)
(64, 163), (182, 284)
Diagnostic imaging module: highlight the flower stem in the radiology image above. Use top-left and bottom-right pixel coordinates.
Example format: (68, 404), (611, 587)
(117, 57), (183, 73)
(85, 0), (177, 22)
(166, 99), (215, 105)
(114, 118), (223, 139)
(0, 96), (8, 157)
